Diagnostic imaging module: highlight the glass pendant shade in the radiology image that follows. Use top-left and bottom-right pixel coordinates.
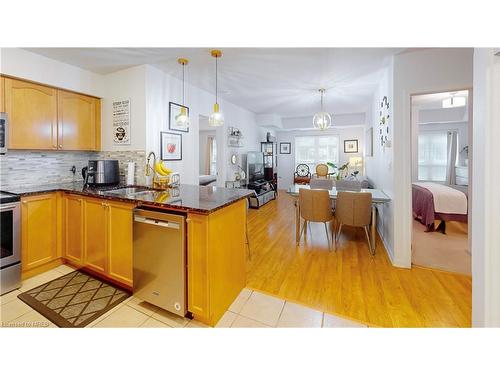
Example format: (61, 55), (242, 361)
(312, 89), (331, 130)
(312, 111), (332, 130)
(209, 103), (224, 127)
(175, 106), (190, 128)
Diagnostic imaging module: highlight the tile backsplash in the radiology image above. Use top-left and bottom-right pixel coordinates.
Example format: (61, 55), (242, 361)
(0, 150), (147, 190)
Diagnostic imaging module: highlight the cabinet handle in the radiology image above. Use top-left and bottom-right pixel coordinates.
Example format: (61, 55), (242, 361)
(59, 144), (63, 148)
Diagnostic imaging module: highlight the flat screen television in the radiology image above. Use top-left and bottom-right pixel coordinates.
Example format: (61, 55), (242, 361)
(246, 151), (265, 182)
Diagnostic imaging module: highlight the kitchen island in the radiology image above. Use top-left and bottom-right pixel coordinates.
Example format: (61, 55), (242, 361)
(10, 183), (253, 326)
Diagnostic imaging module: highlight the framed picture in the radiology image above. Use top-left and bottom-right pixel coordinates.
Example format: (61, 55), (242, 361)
(168, 102), (189, 133)
(160, 132), (182, 161)
(280, 142), (291, 154)
(365, 127), (373, 157)
(344, 139), (359, 153)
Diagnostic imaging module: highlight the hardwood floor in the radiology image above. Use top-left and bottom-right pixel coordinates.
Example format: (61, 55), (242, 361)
(246, 191), (472, 327)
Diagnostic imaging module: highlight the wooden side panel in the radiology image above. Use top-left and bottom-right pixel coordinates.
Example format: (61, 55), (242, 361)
(21, 193), (58, 272)
(5, 78), (58, 150)
(0, 76), (5, 112)
(187, 213), (210, 324)
(207, 200), (247, 326)
(64, 194), (84, 265)
(57, 90), (99, 151)
(107, 201), (134, 287)
(83, 198), (107, 274)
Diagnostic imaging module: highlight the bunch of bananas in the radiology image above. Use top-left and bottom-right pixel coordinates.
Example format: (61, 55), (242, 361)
(154, 161), (173, 176)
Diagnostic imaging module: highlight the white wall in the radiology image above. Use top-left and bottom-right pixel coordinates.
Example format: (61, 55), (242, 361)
(364, 62), (395, 260)
(388, 48), (473, 267)
(144, 65), (260, 186)
(0, 48), (103, 97)
(472, 48), (500, 327)
(276, 126), (365, 189)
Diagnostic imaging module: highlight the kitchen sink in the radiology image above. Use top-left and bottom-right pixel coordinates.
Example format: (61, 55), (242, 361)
(105, 186), (158, 196)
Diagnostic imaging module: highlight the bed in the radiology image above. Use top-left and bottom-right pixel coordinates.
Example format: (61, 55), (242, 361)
(412, 182), (468, 233)
(199, 174), (217, 186)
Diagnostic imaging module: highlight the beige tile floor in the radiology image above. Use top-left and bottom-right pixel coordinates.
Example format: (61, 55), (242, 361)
(1, 265), (368, 328)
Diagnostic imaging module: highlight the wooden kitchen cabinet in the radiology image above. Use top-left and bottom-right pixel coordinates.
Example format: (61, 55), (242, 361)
(2, 76), (101, 151)
(83, 198), (108, 274)
(64, 194), (84, 266)
(4, 77), (58, 150)
(187, 199), (247, 326)
(0, 76), (5, 112)
(57, 89), (100, 151)
(107, 201), (134, 286)
(21, 193), (60, 276)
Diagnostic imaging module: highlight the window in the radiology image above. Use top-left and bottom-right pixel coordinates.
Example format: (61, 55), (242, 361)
(295, 135), (339, 173)
(418, 131), (448, 182)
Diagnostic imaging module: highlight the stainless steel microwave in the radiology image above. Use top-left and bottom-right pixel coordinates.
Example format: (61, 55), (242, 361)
(0, 113), (7, 154)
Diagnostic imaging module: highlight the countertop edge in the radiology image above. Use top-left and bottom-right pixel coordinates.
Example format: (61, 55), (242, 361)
(17, 187), (253, 215)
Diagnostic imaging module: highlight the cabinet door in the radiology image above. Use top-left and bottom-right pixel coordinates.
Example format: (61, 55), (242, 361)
(187, 213), (210, 323)
(83, 198), (107, 274)
(21, 194), (58, 271)
(64, 194), (84, 265)
(5, 78), (58, 150)
(107, 201), (134, 286)
(57, 90), (100, 151)
(0, 77), (5, 112)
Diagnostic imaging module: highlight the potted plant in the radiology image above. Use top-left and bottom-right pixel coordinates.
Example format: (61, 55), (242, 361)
(327, 162), (350, 180)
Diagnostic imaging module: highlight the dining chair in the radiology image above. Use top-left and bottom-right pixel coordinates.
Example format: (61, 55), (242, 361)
(309, 178), (334, 190)
(298, 188), (334, 249)
(334, 191), (374, 255)
(314, 163), (329, 178)
(335, 179), (362, 191)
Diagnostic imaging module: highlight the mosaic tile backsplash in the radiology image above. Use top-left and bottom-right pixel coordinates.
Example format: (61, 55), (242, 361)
(0, 150), (147, 190)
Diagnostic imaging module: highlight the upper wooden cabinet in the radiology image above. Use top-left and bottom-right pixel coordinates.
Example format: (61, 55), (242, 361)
(0, 76), (5, 112)
(58, 90), (100, 151)
(3, 76), (101, 151)
(5, 77), (58, 150)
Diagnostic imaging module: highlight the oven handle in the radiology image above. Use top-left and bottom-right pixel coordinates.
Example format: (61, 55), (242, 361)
(0, 204), (19, 211)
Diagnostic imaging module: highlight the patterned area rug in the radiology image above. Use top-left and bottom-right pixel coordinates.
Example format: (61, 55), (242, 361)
(18, 270), (131, 327)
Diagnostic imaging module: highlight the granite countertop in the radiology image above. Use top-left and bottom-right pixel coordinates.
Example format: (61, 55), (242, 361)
(7, 182), (253, 214)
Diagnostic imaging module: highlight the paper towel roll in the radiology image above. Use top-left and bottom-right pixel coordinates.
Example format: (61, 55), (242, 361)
(126, 162), (135, 185)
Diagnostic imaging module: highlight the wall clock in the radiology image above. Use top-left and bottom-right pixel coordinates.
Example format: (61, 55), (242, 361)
(379, 96), (390, 147)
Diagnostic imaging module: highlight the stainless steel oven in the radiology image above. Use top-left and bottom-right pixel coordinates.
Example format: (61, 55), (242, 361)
(0, 112), (7, 154)
(0, 191), (21, 295)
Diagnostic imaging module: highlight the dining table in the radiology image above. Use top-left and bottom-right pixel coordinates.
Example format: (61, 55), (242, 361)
(287, 184), (391, 249)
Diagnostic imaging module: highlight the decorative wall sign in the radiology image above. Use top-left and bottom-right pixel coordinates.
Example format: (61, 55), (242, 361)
(379, 95), (390, 147)
(280, 142), (291, 154)
(169, 102), (190, 132)
(344, 139), (359, 153)
(160, 132), (182, 161)
(112, 99), (131, 144)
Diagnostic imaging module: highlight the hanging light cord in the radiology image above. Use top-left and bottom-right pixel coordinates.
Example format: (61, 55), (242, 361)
(182, 62), (185, 106)
(321, 90), (324, 111)
(215, 56), (218, 105)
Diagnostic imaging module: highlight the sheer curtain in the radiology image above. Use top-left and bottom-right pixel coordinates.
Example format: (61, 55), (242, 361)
(205, 136), (214, 175)
(446, 130), (458, 185)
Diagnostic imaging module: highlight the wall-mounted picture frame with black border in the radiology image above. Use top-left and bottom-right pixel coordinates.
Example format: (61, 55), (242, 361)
(344, 139), (359, 153)
(168, 102), (190, 133)
(280, 142), (291, 154)
(160, 131), (182, 161)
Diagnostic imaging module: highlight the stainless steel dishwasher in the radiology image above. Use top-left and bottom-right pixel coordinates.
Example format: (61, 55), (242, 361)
(133, 208), (186, 317)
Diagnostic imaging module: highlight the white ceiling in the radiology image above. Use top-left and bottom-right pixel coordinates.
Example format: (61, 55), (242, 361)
(412, 90), (469, 109)
(25, 48), (403, 118)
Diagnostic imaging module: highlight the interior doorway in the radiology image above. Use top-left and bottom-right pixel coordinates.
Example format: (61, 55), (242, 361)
(198, 115), (218, 186)
(410, 89), (472, 275)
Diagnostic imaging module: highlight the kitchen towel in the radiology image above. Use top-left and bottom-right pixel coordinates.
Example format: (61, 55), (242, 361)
(126, 162), (135, 185)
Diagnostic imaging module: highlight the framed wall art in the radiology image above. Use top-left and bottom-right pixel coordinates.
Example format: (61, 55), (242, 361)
(160, 131), (182, 161)
(344, 139), (359, 153)
(169, 102), (190, 133)
(280, 142), (291, 154)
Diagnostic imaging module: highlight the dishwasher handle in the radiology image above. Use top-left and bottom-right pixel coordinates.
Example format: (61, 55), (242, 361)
(134, 215), (181, 229)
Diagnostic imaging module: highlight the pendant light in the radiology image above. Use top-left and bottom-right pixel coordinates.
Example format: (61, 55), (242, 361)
(442, 92), (466, 108)
(175, 58), (190, 128)
(312, 88), (332, 130)
(208, 49), (224, 127)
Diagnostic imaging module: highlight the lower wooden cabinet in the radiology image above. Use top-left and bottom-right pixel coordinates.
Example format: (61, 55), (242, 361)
(21, 193), (61, 277)
(64, 195), (134, 287)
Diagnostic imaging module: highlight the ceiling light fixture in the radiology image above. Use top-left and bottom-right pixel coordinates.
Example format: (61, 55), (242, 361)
(442, 93), (466, 108)
(312, 88), (332, 130)
(176, 58), (190, 128)
(208, 49), (224, 127)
